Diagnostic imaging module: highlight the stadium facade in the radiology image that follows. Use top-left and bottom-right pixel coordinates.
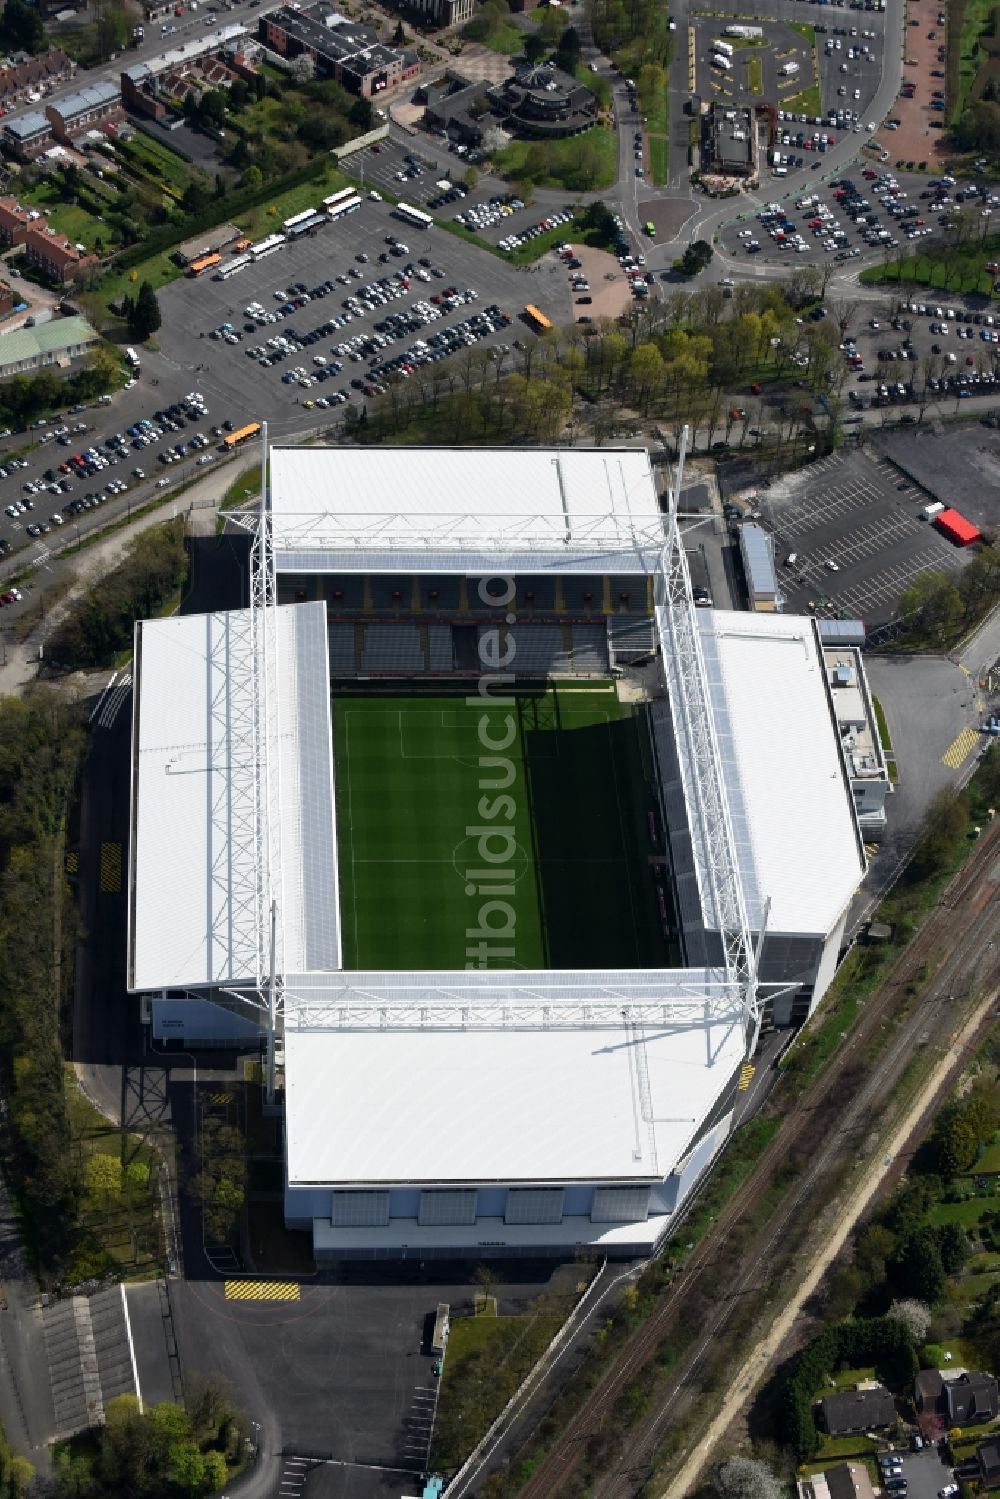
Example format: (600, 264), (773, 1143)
(127, 442), (867, 1260)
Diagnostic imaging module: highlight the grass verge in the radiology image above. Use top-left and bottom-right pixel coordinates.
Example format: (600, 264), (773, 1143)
(748, 54), (764, 95)
(872, 694), (894, 755)
(649, 136), (669, 185)
(431, 1297), (575, 1471)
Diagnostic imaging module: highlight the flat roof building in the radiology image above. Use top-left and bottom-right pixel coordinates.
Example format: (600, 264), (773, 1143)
(46, 79), (123, 142)
(703, 103), (758, 179)
(739, 521), (779, 611)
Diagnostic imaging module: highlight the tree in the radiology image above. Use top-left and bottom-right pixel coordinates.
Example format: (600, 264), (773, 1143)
(393, 18), (405, 42)
(676, 239), (713, 277)
(241, 164), (263, 190)
(85, 1153), (123, 1200)
(523, 31), (548, 61)
(555, 23), (581, 70)
(349, 94), (373, 129)
(892, 1226), (946, 1304)
(911, 789), (969, 879)
(169, 1441), (205, 1493)
(202, 1450), (228, 1490)
(0, 0), (46, 52)
(288, 52), (316, 82)
(931, 1108), (979, 1178)
(129, 281), (162, 341)
(888, 1299), (932, 1343)
(715, 1455), (784, 1499)
(937, 1221), (969, 1275)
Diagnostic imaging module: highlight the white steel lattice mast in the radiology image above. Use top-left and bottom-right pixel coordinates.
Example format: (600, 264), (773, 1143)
(656, 428), (760, 1052)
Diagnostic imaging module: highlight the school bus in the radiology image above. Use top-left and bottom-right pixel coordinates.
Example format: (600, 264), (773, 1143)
(222, 421), (263, 452)
(524, 304), (553, 332)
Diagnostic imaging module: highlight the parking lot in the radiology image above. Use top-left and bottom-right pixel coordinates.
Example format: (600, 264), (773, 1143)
(754, 448), (969, 623)
(156, 197), (569, 421)
(875, 421), (1000, 536)
(692, 15), (815, 109)
(877, 1444), (957, 1499)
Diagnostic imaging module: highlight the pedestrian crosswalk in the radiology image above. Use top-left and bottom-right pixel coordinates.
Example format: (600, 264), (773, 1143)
(941, 726), (979, 770)
(224, 1280), (300, 1302)
(99, 842), (122, 893)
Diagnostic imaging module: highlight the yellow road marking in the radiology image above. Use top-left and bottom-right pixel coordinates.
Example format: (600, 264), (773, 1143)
(65, 851), (79, 874)
(99, 842), (122, 893)
(941, 727), (979, 770)
(738, 1064), (756, 1092)
(208, 1093), (234, 1105)
(224, 1280), (300, 1302)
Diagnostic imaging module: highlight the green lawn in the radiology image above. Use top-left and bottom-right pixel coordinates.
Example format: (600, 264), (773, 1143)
(975, 1134), (1000, 1171)
(928, 1196), (993, 1226)
(648, 135), (669, 186)
(748, 54), (764, 95)
(872, 695), (894, 755)
(861, 236), (1000, 297)
(334, 686), (670, 971)
(477, 20), (523, 52)
(782, 83), (822, 115)
(492, 129), (617, 192)
(788, 20), (817, 45)
(952, 0), (997, 123)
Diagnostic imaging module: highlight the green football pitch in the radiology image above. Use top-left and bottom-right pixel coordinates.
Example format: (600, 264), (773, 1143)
(334, 685), (671, 971)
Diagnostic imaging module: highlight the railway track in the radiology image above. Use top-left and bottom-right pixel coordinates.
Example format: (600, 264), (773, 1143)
(511, 823), (1000, 1499)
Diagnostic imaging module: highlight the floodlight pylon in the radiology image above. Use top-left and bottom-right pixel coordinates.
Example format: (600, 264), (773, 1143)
(656, 428), (760, 1053)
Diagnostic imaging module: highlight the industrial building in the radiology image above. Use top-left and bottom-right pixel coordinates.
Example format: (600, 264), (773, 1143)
(127, 442), (868, 1259)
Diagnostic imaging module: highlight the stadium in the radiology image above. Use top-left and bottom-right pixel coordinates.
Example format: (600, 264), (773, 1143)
(126, 439), (867, 1260)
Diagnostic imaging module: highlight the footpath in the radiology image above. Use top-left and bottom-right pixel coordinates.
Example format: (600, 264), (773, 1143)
(0, 464), (236, 700)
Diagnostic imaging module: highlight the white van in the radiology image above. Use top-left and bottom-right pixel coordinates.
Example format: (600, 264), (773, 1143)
(921, 502), (946, 520)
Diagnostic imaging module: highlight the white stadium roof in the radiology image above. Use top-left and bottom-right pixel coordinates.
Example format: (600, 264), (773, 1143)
(284, 979), (746, 1187)
(267, 445), (667, 575)
(128, 602), (340, 992)
(698, 610), (865, 937)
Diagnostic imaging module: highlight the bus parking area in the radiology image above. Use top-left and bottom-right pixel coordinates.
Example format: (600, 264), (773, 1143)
(155, 196), (569, 422)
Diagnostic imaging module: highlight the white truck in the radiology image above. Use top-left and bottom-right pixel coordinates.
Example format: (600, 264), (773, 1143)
(712, 51), (733, 69)
(780, 60), (800, 76)
(714, 38), (734, 55)
(725, 23), (763, 37)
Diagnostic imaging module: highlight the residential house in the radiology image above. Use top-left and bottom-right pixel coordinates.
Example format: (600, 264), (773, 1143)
(817, 1386), (896, 1437)
(915, 1370), (999, 1426)
(0, 47), (75, 114)
(978, 1437), (1000, 1489)
(23, 225), (98, 285)
(0, 196), (34, 248)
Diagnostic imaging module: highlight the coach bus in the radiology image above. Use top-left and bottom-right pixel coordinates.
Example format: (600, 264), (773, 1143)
(187, 251), (222, 278)
(324, 187), (362, 221)
(283, 208), (318, 233)
(524, 304), (553, 333)
(393, 201), (433, 230)
(214, 253), (252, 281)
(222, 421), (263, 453)
(250, 232), (287, 261)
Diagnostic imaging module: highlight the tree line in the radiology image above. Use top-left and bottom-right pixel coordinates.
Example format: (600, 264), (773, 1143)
(0, 690), (86, 1274)
(350, 277), (853, 456)
(52, 1387), (248, 1498)
(897, 547), (1000, 647)
(0, 345), (120, 432)
(47, 518), (189, 670)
